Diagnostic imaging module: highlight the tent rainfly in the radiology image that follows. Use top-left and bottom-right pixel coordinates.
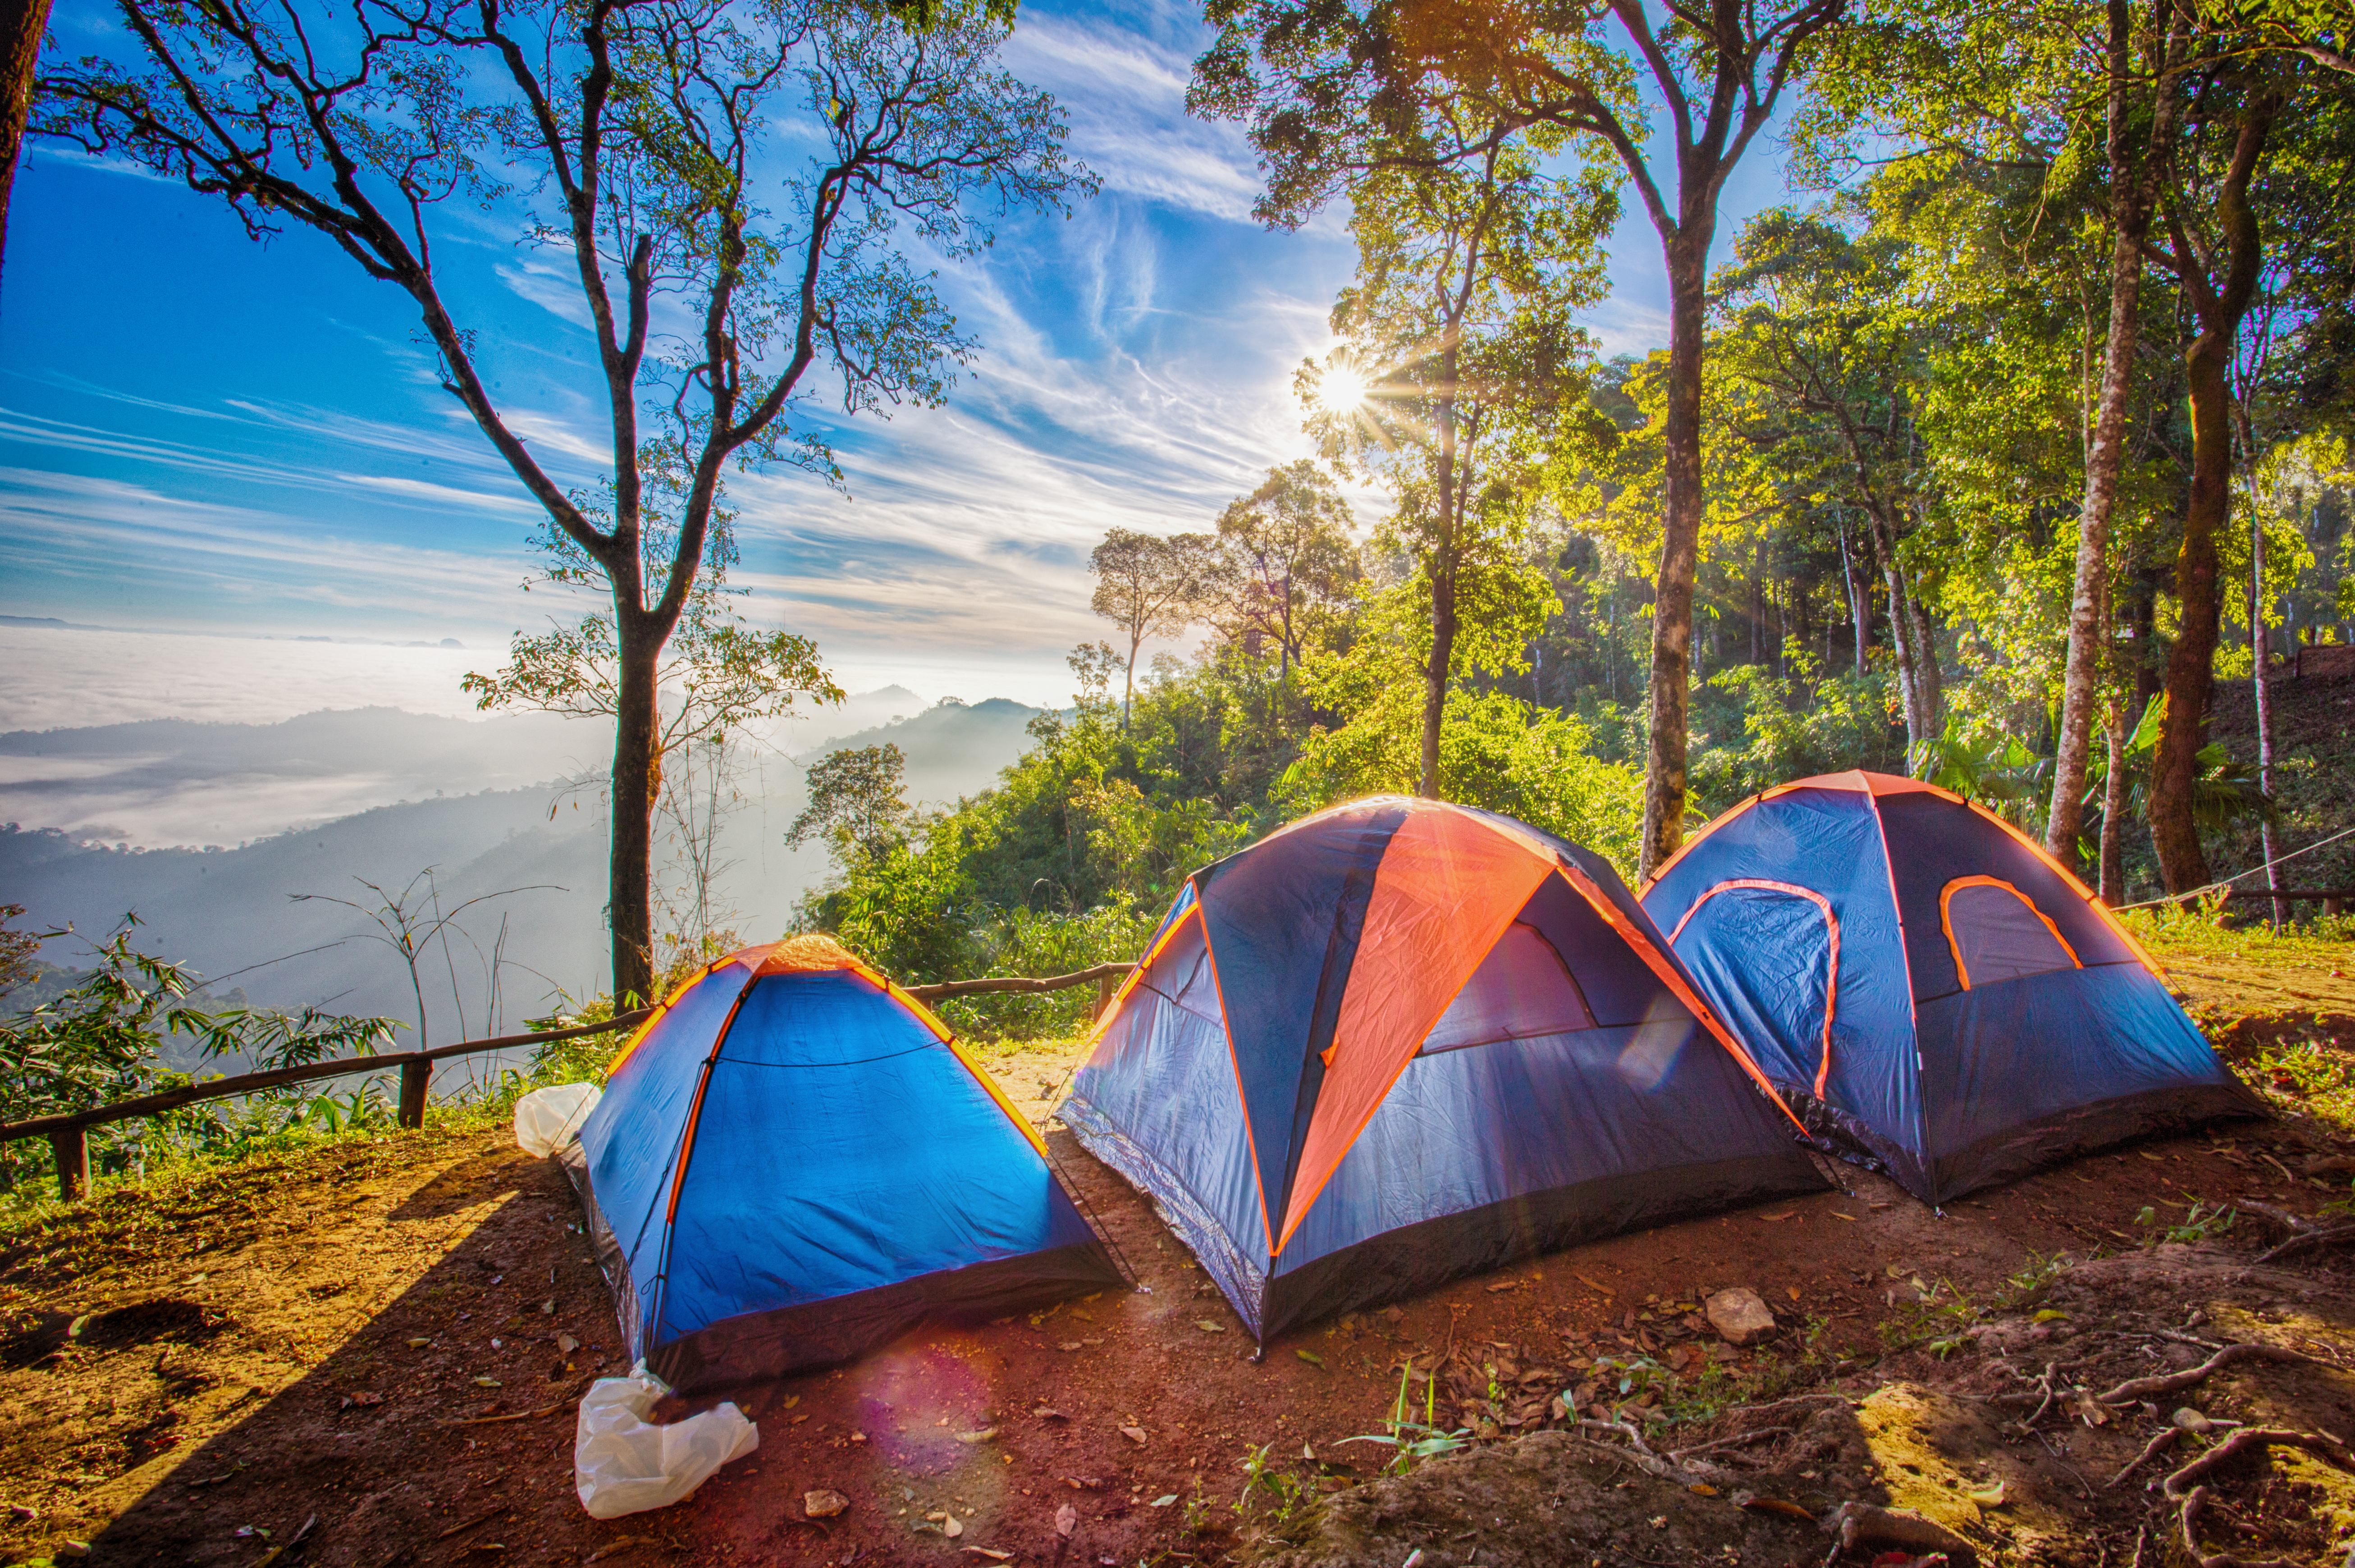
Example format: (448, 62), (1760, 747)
(1061, 796), (1826, 1346)
(1641, 771), (2266, 1205)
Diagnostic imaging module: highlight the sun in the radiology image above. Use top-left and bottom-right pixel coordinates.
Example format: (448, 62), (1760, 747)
(1317, 358), (1372, 416)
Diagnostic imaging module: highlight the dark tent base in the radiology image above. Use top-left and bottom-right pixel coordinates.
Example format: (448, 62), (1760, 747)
(1065, 1095), (1824, 1343)
(559, 1143), (1127, 1395)
(1773, 1081), (2268, 1207)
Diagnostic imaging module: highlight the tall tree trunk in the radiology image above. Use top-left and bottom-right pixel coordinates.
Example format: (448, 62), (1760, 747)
(1750, 537), (1766, 666)
(2099, 698), (2129, 903)
(1123, 630), (1140, 730)
(2048, 0), (2177, 869)
(2237, 402), (2283, 927)
(1866, 512), (1932, 757)
(0, 0), (50, 293)
(1905, 586), (1942, 729)
(611, 613), (663, 1006)
(1640, 245), (1707, 876)
(2149, 99), (2275, 892)
(1839, 519), (1867, 677)
(1421, 345), (1460, 799)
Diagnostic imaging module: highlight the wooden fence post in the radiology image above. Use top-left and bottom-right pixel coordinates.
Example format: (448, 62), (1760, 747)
(398, 1061), (431, 1129)
(1094, 974), (1120, 1020)
(50, 1125), (89, 1203)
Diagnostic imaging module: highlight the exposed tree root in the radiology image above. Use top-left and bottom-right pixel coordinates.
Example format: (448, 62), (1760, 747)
(2256, 1224), (2355, 1265)
(2160, 1426), (2355, 1568)
(1668, 1425), (1795, 1463)
(1573, 1417), (1739, 1489)
(2098, 1343), (2312, 1406)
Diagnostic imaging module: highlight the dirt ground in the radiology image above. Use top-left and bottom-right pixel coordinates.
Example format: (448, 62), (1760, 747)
(4, 1007), (2354, 1568)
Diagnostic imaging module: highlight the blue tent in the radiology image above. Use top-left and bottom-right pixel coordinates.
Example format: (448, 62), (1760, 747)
(1061, 796), (1825, 1345)
(1641, 772), (2265, 1205)
(564, 941), (1123, 1393)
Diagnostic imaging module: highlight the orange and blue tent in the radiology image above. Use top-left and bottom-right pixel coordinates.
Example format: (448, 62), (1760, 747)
(1640, 772), (2265, 1206)
(1061, 796), (1825, 1345)
(564, 939), (1124, 1393)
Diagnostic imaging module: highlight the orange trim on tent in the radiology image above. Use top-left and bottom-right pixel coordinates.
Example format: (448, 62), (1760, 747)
(1953, 796), (2171, 978)
(1553, 859), (1811, 1137)
(1640, 792), (1760, 893)
(1938, 875), (2082, 991)
(1079, 898), (1203, 1056)
(1192, 908), (1278, 1259)
(1666, 878), (1841, 1097)
(603, 945), (773, 1079)
(1276, 811), (1554, 1250)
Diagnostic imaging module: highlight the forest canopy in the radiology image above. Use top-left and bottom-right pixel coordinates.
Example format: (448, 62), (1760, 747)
(781, 0), (2355, 1026)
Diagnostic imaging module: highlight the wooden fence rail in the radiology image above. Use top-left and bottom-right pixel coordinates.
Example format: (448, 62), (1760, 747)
(4, 959), (1143, 1203)
(3, 1010), (651, 1202)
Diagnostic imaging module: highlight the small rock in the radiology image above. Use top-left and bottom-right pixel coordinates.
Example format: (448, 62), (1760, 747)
(2172, 1407), (2213, 1432)
(1119, 1426), (1148, 1445)
(1705, 1286), (1777, 1346)
(804, 1489), (849, 1519)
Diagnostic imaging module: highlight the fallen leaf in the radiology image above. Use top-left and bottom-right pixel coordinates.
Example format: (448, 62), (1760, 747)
(1739, 1497), (1816, 1522)
(557, 1334), (579, 1354)
(1784, 1286), (1801, 1301)
(1033, 1407), (1068, 1421)
(339, 1391), (384, 1409)
(540, 1298), (557, 1315)
(1830, 1212), (1856, 1222)
(943, 1516), (964, 1539)
(1296, 1349), (1325, 1368)
(1687, 1483), (1718, 1496)
(1884, 1263), (1906, 1278)
(1486, 1281), (1519, 1293)
(956, 1428), (999, 1444)
(1647, 1515), (1668, 1530)
(1966, 1481), (2007, 1506)
(407, 1338), (430, 1349)
(1119, 1426), (1148, 1445)
(1057, 1341), (1086, 1352)
(1574, 1273), (1613, 1293)
(472, 1377), (502, 1388)
(1760, 1211), (1797, 1222)
(2033, 1309), (2070, 1323)
(1149, 1495), (1177, 1508)
(1193, 1321), (1226, 1333)
(1055, 1504), (1078, 1537)
(964, 1551), (1013, 1562)
(804, 1490), (849, 1519)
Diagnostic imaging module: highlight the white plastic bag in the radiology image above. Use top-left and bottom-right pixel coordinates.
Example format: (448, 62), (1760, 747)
(573, 1367), (759, 1519)
(514, 1082), (603, 1157)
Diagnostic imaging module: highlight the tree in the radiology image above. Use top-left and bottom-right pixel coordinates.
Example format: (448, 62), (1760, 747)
(1209, 461), (1361, 676)
(1297, 88), (1612, 797)
(0, 0), (48, 290)
(1194, 0), (1846, 872)
(1711, 209), (1945, 753)
(1089, 528), (1216, 727)
(2046, 0), (2191, 870)
(39, 0), (1089, 1006)
(2144, 53), (2293, 890)
(787, 743), (914, 864)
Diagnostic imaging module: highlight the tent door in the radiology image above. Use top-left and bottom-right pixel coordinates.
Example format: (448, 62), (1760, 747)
(1666, 881), (1838, 1096)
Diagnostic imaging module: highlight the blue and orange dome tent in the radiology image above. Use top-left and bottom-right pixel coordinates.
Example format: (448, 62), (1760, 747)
(564, 936), (1125, 1394)
(1641, 771), (2265, 1205)
(1061, 796), (1826, 1346)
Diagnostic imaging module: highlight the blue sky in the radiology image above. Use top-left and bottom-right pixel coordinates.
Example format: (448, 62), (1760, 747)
(0, 0), (1800, 713)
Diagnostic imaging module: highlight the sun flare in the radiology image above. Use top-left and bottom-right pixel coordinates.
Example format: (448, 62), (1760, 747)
(1317, 360), (1372, 415)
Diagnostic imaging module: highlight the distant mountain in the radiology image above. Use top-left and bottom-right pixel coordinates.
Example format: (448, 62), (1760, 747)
(1, 692), (1046, 1041)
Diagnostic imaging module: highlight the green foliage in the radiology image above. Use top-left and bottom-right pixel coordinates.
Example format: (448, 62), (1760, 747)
(0, 918), (402, 1194)
(1340, 1363), (1473, 1476)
